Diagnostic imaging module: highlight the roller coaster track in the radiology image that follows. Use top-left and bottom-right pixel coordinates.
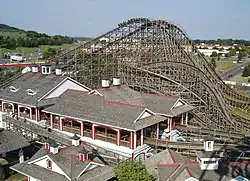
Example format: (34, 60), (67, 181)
(40, 18), (250, 134)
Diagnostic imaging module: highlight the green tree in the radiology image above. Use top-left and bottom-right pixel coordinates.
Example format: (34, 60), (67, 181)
(210, 51), (218, 57)
(242, 65), (250, 77)
(229, 49), (236, 56)
(210, 58), (216, 71)
(238, 53), (243, 62)
(115, 161), (153, 181)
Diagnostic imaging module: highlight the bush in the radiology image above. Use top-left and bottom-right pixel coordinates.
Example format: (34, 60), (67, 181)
(115, 161), (153, 181)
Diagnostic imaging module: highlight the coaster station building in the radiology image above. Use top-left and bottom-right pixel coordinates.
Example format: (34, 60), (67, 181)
(0, 64), (194, 158)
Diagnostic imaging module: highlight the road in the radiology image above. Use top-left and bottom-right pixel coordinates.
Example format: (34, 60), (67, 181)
(220, 60), (250, 81)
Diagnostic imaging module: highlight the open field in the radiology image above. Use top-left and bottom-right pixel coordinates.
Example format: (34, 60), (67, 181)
(215, 60), (241, 74)
(237, 90), (250, 96)
(1, 44), (76, 54)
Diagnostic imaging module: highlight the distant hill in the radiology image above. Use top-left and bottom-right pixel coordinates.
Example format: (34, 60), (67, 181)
(0, 23), (77, 50)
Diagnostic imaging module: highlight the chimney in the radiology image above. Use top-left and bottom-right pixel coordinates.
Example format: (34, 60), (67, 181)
(71, 134), (81, 146)
(113, 77), (121, 86)
(101, 78), (110, 88)
(203, 136), (214, 152)
(79, 147), (89, 161)
(31, 65), (39, 73)
(55, 68), (62, 76)
(49, 140), (59, 154)
(41, 64), (52, 75)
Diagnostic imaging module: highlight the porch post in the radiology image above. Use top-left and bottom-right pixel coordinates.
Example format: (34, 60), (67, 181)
(117, 130), (120, 146)
(29, 107), (32, 119)
(180, 113), (184, 125)
(130, 131), (134, 149)
(81, 122), (84, 137)
(92, 125), (95, 140)
(17, 105), (20, 117)
(50, 114), (53, 129)
(35, 108), (38, 121)
(1, 102), (3, 111)
(134, 132), (137, 148)
(185, 112), (188, 125)
(140, 129), (143, 146)
(169, 118), (172, 131)
(12, 103), (14, 113)
(156, 123), (159, 139)
(59, 117), (63, 131)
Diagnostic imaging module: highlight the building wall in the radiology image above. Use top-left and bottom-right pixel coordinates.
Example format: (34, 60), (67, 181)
(29, 176), (40, 181)
(33, 157), (66, 177)
(45, 79), (89, 99)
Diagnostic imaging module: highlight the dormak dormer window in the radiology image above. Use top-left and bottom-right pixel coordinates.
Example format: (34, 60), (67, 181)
(46, 159), (52, 169)
(9, 86), (19, 92)
(26, 89), (37, 95)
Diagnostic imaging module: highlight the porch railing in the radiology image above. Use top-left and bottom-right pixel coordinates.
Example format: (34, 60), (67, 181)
(95, 133), (116, 144)
(84, 129), (92, 138)
(120, 140), (130, 147)
(62, 126), (81, 135)
(53, 123), (60, 129)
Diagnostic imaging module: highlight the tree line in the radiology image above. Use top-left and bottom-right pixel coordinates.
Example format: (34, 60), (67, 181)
(0, 31), (75, 49)
(193, 39), (250, 46)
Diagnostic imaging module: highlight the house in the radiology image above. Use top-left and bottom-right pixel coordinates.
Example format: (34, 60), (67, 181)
(0, 128), (30, 179)
(144, 137), (250, 181)
(10, 134), (115, 181)
(0, 64), (194, 159)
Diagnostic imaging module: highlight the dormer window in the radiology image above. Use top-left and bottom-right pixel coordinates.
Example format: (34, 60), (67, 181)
(46, 159), (52, 169)
(26, 89), (37, 95)
(9, 86), (19, 92)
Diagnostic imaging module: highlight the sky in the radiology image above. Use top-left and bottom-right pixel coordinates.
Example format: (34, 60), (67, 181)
(0, 0), (250, 40)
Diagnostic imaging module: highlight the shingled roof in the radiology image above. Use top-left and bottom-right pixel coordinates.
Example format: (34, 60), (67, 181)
(0, 72), (66, 106)
(11, 145), (115, 181)
(0, 129), (30, 154)
(42, 90), (144, 130)
(144, 149), (250, 181)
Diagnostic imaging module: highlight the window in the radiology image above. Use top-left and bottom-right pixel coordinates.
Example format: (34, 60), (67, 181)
(207, 142), (211, 149)
(26, 89), (37, 95)
(9, 86), (19, 92)
(46, 159), (52, 169)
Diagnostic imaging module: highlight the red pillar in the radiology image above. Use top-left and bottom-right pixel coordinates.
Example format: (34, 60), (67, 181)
(130, 131), (134, 149)
(116, 130), (120, 146)
(81, 122), (84, 136)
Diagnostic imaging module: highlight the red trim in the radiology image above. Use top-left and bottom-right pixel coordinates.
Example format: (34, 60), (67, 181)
(168, 148), (176, 163)
(185, 167), (192, 176)
(26, 176), (29, 181)
(157, 163), (180, 167)
(105, 100), (146, 108)
(131, 131), (134, 149)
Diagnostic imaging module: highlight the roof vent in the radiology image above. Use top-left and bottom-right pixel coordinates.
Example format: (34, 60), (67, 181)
(55, 68), (62, 76)
(49, 140), (59, 154)
(9, 86), (19, 92)
(41, 64), (51, 75)
(71, 134), (81, 146)
(113, 77), (121, 86)
(101, 78), (110, 88)
(31, 65), (39, 73)
(26, 89), (37, 96)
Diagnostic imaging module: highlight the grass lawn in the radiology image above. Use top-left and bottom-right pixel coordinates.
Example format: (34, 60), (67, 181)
(231, 74), (249, 83)
(237, 90), (250, 97)
(215, 60), (241, 74)
(6, 173), (25, 181)
(1, 43), (75, 54)
(231, 107), (250, 120)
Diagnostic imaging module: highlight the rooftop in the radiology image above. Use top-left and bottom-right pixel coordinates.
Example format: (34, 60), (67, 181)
(0, 72), (66, 106)
(40, 86), (194, 131)
(11, 143), (115, 181)
(144, 149), (250, 181)
(0, 129), (30, 154)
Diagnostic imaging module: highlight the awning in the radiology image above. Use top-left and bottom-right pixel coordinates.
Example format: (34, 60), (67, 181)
(134, 115), (166, 131)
